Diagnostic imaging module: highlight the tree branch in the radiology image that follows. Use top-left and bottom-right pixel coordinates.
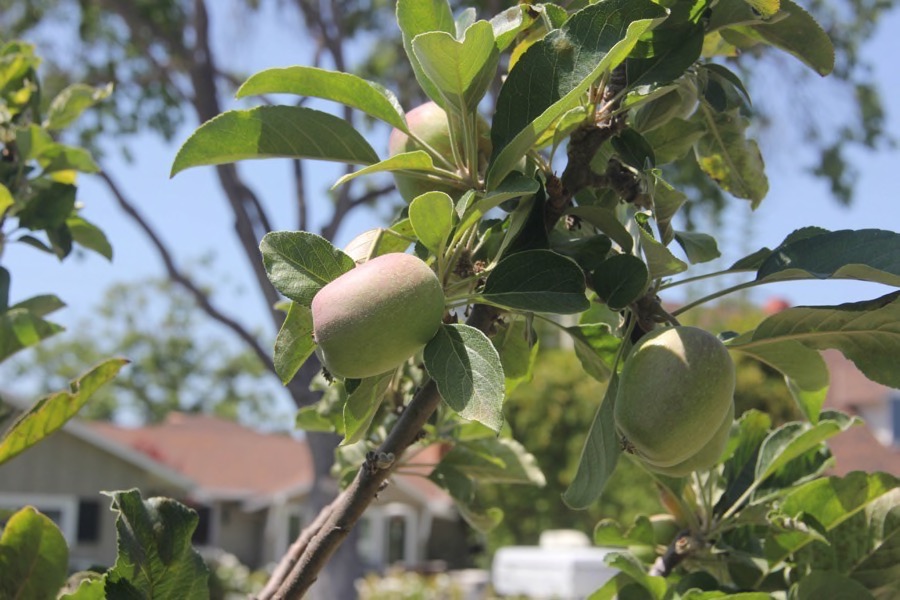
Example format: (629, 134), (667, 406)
(256, 304), (501, 600)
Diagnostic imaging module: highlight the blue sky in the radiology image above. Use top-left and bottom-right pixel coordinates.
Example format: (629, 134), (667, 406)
(5, 2), (900, 356)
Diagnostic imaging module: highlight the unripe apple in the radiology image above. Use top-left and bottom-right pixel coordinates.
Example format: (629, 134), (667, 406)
(311, 253), (445, 379)
(615, 326), (735, 468)
(643, 402), (734, 477)
(388, 102), (491, 203)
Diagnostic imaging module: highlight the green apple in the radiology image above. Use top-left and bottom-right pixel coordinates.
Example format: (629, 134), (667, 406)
(388, 102), (491, 203)
(311, 253), (444, 379)
(615, 326), (735, 469)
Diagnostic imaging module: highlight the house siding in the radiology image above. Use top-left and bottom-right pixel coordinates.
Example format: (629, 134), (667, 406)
(212, 500), (266, 567)
(0, 429), (186, 569)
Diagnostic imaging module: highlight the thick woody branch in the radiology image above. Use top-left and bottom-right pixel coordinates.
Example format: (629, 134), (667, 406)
(256, 304), (501, 600)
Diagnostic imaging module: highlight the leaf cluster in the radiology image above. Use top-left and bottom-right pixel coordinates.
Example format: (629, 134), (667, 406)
(163, 0), (900, 596)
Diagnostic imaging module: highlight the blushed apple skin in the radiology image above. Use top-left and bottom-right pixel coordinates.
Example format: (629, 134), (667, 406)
(615, 326), (735, 469)
(388, 102), (491, 203)
(311, 253), (445, 379)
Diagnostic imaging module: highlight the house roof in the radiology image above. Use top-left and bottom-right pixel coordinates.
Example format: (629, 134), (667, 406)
(827, 423), (900, 477)
(87, 413), (313, 502)
(822, 349), (895, 409)
(84, 412), (453, 513)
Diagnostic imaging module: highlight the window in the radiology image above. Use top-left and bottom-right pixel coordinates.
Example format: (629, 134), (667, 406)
(192, 505), (212, 546)
(890, 396), (900, 446)
(76, 499), (101, 543)
(387, 514), (407, 564)
(0, 493), (78, 542)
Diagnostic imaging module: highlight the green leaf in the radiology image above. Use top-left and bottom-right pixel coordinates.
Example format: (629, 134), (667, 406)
(67, 216), (113, 260)
(592, 254), (649, 311)
(487, 0), (667, 187)
(566, 323), (620, 383)
(235, 66), (406, 131)
(717, 409), (773, 514)
(765, 472), (900, 565)
(454, 175), (540, 241)
(396, 0), (456, 106)
(482, 250), (590, 314)
(0, 358), (128, 466)
(342, 372), (394, 446)
(567, 205), (634, 253)
(409, 191), (455, 256)
(491, 5), (536, 52)
(259, 231), (355, 307)
(754, 411), (859, 488)
(273, 302), (316, 385)
(638, 221), (688, 278)
(295, 405), (340, 434)
(729, 292), (900, 389)
(563, 375), (622, 509)
(432, 437), (545, 485)
(60, 574), (107, 599)
(0, 507), (68, 599)
(8, 294), (65, 318)
(738, 0), (834, 76)
(412, 20), (500, 111)
(342, 226), (414, 264)
(729, 338), (829, 422)
(674, 231), (721, 264)
(604, 552), (668, 599)
(171, 106), (379, 176)
(491, 316), (539, 387)
(792, 571), (875, 600)
(16, 181), (76, 231)
(423, 324), (505, 432)
(0, 267), (8, 313)
(0, 308), (64, 363)
(332, 150), (437, 189)
(104, 489), (210, 599)
(643, 117), (706, 165)
(846, 489), (900, 597)
(0, 184), (13, 218)
(754, 229), (900, 287)
(553, 235), (613, 272)
(695, 106), (768, 206)
(626, 19), (705, 90)
(45, 82), (113, 130)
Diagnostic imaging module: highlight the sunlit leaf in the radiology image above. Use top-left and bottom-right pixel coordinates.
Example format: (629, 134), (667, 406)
(342, 372), (394, 445)
(488, 0), (667, 187)
(694, 106), (768, 205)
(409, 191), (455, 256)
(171, 106), (379, 176)
(104, 490), (209, 598)
(0, 507), (68, 599)
(236, 66), (406, 130)
(412, 20), (499, 111)
(423, 324), (504, 432)
(396, 0), (456, 106)
(45, 82), (113, 131)
(259, 231), (355, 307)
(0, 358), (128, 466)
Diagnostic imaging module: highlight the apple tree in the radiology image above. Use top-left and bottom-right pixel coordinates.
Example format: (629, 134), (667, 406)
(168, 1), (900, 597)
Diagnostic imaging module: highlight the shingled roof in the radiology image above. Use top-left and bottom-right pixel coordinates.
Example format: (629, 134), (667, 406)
(88, 413), (314, 501)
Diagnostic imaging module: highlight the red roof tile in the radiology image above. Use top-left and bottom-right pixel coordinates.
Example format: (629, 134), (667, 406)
(87, 413), (313, 498)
